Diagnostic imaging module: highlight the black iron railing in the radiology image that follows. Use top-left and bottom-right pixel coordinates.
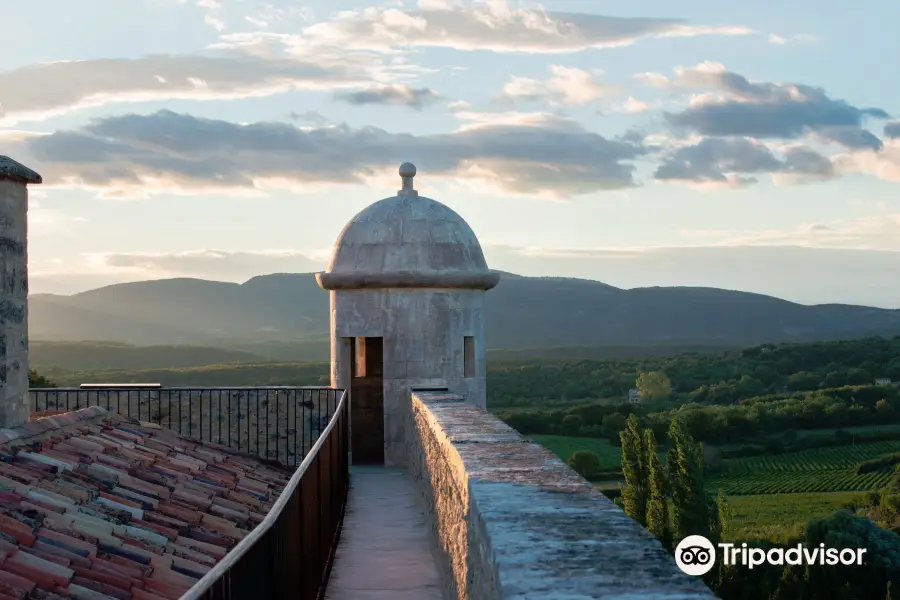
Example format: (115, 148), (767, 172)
(181, 388), (350, 600)
(30, 386), (341, 467)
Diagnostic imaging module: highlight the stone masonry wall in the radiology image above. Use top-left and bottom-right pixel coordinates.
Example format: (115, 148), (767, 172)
(332, 287), (488, 467)
(0, 179), (30, 428)
(406, 391), (720, 600)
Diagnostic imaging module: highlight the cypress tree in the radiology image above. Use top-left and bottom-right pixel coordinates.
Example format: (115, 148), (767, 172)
(666, 447), (679, 497)
(645, 428), (671, 548)
(619, 414), (649, 525)
(711, 488), (730, 544)
(668, 417), (709, 543)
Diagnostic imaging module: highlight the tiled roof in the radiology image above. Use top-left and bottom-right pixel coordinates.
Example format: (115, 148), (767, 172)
(0, 406), (293, 599)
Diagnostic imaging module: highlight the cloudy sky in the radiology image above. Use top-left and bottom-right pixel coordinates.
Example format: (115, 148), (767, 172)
(5, 0), (900, 306)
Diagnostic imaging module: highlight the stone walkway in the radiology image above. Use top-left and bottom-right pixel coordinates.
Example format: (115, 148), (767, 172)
(324, 466), (444, 600)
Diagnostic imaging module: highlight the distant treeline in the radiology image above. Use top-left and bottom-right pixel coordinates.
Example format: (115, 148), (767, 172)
(38, 362), (331, 388)
(489, 335), (900, 407)
(32, 336), (900, 452)
(31, 340), (734, 372)
(31, 341), (267, 371)
(500, 384), (900, 442)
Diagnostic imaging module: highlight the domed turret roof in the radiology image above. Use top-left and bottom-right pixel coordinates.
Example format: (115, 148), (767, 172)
(316, 163), (499, 290)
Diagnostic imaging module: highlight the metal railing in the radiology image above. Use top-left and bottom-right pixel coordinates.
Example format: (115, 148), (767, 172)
(182, 388), (350, 600)
(30, 386), (341, 467)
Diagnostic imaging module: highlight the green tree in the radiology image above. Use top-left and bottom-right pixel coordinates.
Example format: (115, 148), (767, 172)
(28, 370), (56, 388)
(824, 370), (848, 388)
(735, 375), (765, 398)
(804, 510), (900, 599)
(560, 414), (583, 435)
(567, 451), (601, 480)
(601, 412), (627, 435)
(887, 360), (900, 382)
(620, 414), (649, 526)
(771, 566), (805, 600)
(711, 488), (729, 544)
(666, 447), (679, 505)
(787, 371), (819, 391)
(644, 429), (670, 548)
(848, 367), (872, 385)
(668, 417), (709, 544)
(636, 371), (672, 400)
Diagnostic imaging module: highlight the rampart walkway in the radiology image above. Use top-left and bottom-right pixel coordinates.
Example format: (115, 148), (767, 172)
(325, 466), (443, 600)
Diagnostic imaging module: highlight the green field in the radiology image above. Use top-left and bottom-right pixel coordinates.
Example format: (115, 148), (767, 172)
(717, 424), (900, 452)
(726, 492), (861, 542)
(532, 434), (900, 495)
(710, 471), (893, 495)
(529, 435), (623, 470)
(710, 440), (900, 495)
(792, 424), (900, 440)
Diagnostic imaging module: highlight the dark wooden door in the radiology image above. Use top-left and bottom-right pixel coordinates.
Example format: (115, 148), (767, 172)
(350, 337), (384, 465)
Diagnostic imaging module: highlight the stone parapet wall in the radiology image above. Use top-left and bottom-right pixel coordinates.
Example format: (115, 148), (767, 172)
(406, 391), (719, 599)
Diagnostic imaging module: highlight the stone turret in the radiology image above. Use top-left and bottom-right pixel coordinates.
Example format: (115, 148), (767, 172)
(0, 156), (41, 428)
(317, 163), (499, 466)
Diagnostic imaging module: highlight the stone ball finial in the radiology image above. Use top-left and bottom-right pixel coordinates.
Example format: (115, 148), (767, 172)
(398, 162), (417, 195)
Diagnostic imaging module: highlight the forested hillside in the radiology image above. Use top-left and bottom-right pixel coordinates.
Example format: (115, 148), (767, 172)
(29, 273), (900, 349)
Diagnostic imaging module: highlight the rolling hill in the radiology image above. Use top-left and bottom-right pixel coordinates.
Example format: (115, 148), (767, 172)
(28, 272), (900, 353)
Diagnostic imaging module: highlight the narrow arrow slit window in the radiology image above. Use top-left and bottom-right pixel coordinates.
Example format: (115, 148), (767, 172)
(464, 336), (475, 378)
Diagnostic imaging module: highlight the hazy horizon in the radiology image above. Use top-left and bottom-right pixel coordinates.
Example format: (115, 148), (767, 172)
(26, 244), (900, 309)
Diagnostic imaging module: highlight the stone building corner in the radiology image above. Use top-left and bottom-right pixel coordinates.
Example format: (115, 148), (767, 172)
(0, 156), (41, 428)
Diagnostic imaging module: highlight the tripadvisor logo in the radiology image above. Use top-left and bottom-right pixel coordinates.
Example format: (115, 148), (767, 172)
(674, 535), (867, 576)
(675, 535), (718, 576)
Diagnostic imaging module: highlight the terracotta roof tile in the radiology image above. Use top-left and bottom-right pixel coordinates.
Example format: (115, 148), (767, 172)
(0, 407), (294, 599)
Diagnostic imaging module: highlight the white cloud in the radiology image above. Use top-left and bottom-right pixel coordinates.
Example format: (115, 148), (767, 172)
(0, 3), (752, 125)
(447, 100), (472, 112)
(768, 33), (819, 45)
(417, 0), (459, 8)
(833, 138), (900, 182)
(662, 63), (889, 151)
(87, 249), (321, 280)
(495, 66), (616, 106)
(451, 110), (566, 128)
(686, 214), (900, 251)
(197, 0), (226, 31)
(0, 49), (377, 126)
(300, 1), (752, 54)
(11, 109), (643, 199)
(633, 72), (670, 87)
(611, 96), (658, 114)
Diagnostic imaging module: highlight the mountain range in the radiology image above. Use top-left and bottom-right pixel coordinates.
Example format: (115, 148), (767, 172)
(27, 273), (900, 357)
